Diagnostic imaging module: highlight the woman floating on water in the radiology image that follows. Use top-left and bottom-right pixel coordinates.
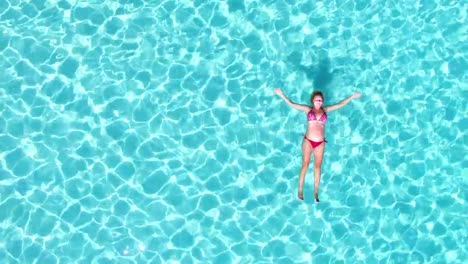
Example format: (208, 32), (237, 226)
(274, 88), (362, 202)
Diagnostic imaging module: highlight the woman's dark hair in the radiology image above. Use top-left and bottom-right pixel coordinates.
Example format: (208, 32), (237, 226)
(310, 91), (324, 104)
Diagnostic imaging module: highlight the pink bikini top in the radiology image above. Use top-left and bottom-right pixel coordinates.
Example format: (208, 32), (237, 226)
(307, 109), (327, 123)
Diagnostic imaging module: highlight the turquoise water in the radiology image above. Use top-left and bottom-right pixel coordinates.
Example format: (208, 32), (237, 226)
(0, 0), (466, 263)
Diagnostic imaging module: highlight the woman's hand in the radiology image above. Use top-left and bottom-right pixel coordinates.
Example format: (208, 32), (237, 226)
(351, 93), (362, 99)
(274, 88), (284, 96)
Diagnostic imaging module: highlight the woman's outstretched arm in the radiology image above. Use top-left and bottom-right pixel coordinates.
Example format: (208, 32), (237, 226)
(323, 93), (362, 112)
(274, 88), (311, 112)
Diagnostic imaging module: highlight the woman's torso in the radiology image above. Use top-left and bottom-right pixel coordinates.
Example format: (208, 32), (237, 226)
(305, 107), (327, 140)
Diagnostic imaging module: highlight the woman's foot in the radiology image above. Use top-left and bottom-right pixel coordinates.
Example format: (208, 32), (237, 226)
(314, 193), (320, 203)
(298, 192), (304, 200)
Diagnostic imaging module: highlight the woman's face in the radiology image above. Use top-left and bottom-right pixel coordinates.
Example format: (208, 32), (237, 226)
(313, 96), (323, 107)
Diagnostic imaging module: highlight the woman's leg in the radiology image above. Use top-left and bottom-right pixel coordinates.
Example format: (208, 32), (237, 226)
(298, 139), (313, 200)
(313, 142), (325, 202)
